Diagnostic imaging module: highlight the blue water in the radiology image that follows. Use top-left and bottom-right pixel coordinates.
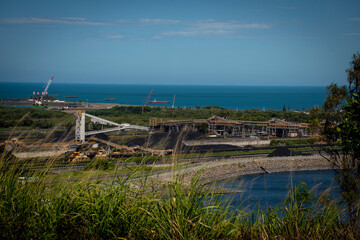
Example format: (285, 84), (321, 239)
(0, 82), (326, 110)
(215, 170), (340, 210)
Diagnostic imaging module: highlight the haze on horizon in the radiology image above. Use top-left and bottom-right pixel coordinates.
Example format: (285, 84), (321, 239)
(0, 0), (359, 86)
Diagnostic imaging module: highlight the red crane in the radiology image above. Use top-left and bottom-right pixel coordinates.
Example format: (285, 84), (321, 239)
(144, 89), (154, 106)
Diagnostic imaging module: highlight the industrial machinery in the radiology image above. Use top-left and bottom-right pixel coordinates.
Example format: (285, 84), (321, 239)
(33, 76), (54, 108)
(144, 89), (154, 106)
(172, 95), (176, 108)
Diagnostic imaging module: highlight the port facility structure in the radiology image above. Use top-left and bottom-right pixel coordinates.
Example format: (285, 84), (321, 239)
(74, 111), (310, 143)
(75, 111), (149, 143)
(150, 116), (310, 138)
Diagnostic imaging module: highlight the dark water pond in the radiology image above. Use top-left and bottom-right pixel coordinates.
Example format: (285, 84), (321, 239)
(214, 170), (340, 210)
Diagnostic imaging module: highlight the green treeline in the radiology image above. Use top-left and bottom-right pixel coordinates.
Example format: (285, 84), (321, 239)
(88, 106), (309, 126)
(0, 107), (73, 129)
(0, 105), (309, 129)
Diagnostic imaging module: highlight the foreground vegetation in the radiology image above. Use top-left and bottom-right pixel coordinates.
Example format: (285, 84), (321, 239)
(0, 155), (358, 240)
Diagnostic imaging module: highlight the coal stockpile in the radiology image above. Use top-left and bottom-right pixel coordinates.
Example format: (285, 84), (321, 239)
(26, 130), (75, 143)
(125, 131), (203, 150)
(268, 146), (292, 157)
(125, 137), (146, 147)
(49, 130), (75, 142)
(184, 144), (243, 153)
(92, 133), (109, 141)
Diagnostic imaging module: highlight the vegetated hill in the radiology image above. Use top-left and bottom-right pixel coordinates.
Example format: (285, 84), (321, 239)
(0, 106), (73, 129)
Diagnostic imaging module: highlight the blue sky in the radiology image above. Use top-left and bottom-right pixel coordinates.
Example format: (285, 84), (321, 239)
(0, 0), (359, 86)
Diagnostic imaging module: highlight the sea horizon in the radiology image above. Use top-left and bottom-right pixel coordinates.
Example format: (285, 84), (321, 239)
(0, 82), (327, 111)
(0, 81), (329, 87)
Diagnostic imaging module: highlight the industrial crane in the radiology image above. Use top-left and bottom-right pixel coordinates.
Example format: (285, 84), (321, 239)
(33, 75), (54, 108)
(172, 95), (176, 108)
(41, 76), (54, 101)
(144, 89), (154, 106)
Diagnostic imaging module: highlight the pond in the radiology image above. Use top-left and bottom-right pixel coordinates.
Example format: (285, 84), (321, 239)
(214, 170), (340, 210)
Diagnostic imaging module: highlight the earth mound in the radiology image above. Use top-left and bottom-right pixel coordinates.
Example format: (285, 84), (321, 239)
(268, 146), (292, 157)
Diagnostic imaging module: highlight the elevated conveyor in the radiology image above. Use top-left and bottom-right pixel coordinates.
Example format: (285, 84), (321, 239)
(75, 111), (149, 143)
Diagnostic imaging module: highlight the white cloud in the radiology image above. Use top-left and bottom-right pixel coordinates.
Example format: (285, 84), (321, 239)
(138, 18), (180, 25)
(191, 20), (271, 30)
(61, 17), (86, 21)
(161, 29), (233, 37)
(0, 17), (272, 39)
(114, 18), (181, 25)
(0, 17), (108, 25)
(157, 20), (271, 38)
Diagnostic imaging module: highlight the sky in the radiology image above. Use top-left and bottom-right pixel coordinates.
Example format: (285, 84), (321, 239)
(0, 0), (359, 86)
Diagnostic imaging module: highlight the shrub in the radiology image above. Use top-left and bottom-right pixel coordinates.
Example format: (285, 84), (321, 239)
(83, 158), (115, 171)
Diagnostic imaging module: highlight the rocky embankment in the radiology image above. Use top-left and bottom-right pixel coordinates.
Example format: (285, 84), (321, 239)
(154, 155), (333, 184)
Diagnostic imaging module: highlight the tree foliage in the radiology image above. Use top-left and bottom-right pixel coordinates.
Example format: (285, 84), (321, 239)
(308, 106), (322, 134)
(0, 107), (72, 129)
(322, 52), (360, 228)
(347, 52), (360, 95)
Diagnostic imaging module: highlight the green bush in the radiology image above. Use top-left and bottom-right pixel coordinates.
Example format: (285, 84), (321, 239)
(83, 158), (115, 171)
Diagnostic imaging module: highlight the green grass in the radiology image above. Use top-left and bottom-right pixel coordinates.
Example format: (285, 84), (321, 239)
(48, 163), (186, 183)
(270, 138), (321, 147)
(0, 151), (358, 240)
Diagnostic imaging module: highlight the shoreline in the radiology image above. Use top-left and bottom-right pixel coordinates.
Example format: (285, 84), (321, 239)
(152, 154), (333, 184)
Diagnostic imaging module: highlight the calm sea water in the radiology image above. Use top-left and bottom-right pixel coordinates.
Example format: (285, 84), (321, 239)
(0, 82), (326, 110)
(215, 170), (339, 210)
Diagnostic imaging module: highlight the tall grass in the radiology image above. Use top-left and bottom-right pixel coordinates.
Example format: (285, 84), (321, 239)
(0, 152), (358, 239)
(0, 124), (358, 239)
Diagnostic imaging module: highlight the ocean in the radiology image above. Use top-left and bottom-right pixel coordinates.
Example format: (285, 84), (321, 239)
(0, 82), (327, 110)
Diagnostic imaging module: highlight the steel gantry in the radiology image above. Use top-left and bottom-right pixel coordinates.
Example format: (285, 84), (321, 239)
(75, 111), (149, 143)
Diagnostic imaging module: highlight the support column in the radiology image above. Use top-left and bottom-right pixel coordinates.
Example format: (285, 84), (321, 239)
(75, 111), (86, 143)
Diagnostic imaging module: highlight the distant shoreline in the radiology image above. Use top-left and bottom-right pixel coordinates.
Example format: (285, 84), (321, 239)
(0, 83), (327, 110)
(0, 81), (329, 87)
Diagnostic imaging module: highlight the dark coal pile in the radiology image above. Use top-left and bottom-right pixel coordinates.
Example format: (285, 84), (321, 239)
(184, 144), (243, 153)
(38, 131), (108, 143)
(125, 137), (146, 147)
(34, 130), (75, 142)
(93, 133), (109, 141)
(243, 145), (257, 150)
(125, 131), (203, 149)
(268, 146), (292, 157)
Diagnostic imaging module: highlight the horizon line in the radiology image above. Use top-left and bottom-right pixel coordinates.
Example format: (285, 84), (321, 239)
(0, 81), (329, 87)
